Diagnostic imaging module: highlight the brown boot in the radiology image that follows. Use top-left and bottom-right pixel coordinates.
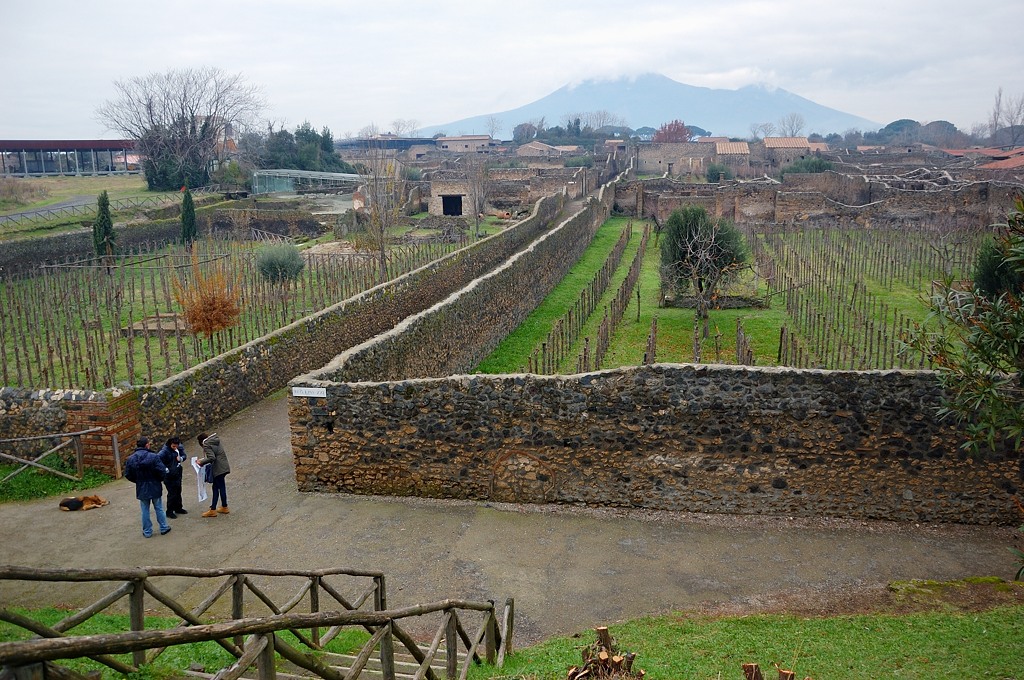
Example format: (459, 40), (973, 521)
(217, 506), (230, 514)
(201, 509), (218, 518)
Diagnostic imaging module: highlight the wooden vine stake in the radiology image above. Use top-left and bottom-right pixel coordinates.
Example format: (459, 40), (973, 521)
(566, 626), (644, 680)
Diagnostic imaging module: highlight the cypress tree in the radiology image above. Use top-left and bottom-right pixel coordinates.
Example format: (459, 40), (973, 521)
(181, 188), (197, 244)
(93, 190), (116, 260)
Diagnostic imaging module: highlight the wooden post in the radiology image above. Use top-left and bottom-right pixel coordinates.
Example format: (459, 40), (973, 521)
(484, 609), (496, 665)
(445, 609), (458, 680)
(374, 575), (387, 611)
(129, 579), (146, 668)
(379, 621), (396, 680)
(257, 634), (276, 680)
(232, 575), (245, 648)
(111, 434), (122, 479)
(309, 576), (321, 649)
(72, 435), (84, 479)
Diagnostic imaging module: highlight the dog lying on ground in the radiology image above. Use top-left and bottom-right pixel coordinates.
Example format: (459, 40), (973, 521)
(58, 495), (109, 511)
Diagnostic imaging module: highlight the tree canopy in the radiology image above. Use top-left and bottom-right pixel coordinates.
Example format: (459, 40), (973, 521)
(652, 120), (692, 143)
(905, 197), (1024, 460)
(97, 67), (264, 190)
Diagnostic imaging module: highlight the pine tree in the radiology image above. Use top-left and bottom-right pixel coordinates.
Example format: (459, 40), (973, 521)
(181, 188), (197, 244)
(93, 190), (116, 263)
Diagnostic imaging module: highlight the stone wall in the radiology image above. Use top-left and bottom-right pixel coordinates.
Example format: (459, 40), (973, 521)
(138, 192), (568, 439)
(0, 387), (139, 476)
(310, 186), (614, 383)
(289, 364), (1020, 525)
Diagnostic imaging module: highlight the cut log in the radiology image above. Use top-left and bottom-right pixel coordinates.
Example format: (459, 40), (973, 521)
(778, 670), (796, 680)
(595, 627), (612, 650)
(742, 663), (764, 680)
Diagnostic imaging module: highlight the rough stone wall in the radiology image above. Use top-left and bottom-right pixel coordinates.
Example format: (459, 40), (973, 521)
(0, 387), (138, 476)
(636, 143), (709, 176)
(289, 364), (1020, 525)
(311, 189), (610, 383)
(139, 193), (567, 438)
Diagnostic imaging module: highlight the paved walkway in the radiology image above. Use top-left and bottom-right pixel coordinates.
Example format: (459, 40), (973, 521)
(0, 391), (1016, 644)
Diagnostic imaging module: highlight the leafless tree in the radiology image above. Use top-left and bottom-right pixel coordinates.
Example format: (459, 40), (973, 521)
(96, 66), (264, 190)
(464, 155), (490, 238)
(391, 118), (420, 136)
(358, 123), (381, 139)
(777, 112), (806, 137)
(585, 110), (625, 130)
(749, 121), (777, 141)
(485, 116), (504, 139)
(989, 87), (1024, 147)
(358, 142), (405, 280)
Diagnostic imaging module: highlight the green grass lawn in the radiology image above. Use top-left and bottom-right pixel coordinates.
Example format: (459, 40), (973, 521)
(0, 452), (111, 503)
(474, 604), (1024, 680)
(0, 175), (151, 215)
(475, 216), (641, 373)
(6, 599), (1021, 680)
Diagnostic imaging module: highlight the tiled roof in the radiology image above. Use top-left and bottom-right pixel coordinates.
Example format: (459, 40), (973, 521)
(716, 142), (749, 155)
(764, 137), (810, 149)
(808, 142), (830, 152)
(979, 155), (1024, 170)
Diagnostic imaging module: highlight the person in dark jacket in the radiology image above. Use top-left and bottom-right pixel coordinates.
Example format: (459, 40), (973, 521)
(123, 437), (172, 538)
(197, 432), (231, 517)
(157, 437), (188, 518)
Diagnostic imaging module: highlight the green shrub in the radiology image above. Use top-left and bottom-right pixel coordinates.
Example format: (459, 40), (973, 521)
(256, 244), (305, 284)
(780, 157), (832, 178)
(706, 162), (734, 182)
(402, 166), (423, 181)
(564, 156), (594, 168)
(974, 236), (1023, 300)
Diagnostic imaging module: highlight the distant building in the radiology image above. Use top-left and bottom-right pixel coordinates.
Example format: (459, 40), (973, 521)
(436, 135), (498, 153)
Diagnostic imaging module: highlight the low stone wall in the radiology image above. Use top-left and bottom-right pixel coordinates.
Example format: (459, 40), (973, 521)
(289, 364), (1019, 525)
(138, 192), (568, 438)
(309, 188), (611, 383)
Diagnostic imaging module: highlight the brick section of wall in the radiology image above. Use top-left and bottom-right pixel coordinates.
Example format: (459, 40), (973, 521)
(0, 387), (137, 477)
(289, 364), (1020, 525)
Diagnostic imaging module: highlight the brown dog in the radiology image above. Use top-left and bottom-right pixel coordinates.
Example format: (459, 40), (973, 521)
(59, 495), (109, 511)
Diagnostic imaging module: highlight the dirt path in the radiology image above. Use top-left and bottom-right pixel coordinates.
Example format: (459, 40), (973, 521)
(0, 394), (1019, 645)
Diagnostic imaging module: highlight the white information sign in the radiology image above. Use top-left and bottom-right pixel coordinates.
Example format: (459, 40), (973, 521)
(291, 386), (328, 398)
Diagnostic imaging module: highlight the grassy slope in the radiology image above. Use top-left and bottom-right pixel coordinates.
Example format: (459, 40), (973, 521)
(479, 604), (1024, 680)
(0, 175), (150, 215)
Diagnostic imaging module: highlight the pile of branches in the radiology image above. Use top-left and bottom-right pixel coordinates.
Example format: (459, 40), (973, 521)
(567, 627), (644, 680)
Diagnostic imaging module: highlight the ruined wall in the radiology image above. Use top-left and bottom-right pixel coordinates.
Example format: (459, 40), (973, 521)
(138, 192), (567, 438)
(289, 364), (1019, 525)
(0, 387), (139, 476)
(636, 143), (709, 176)
(311, 187), (614, 383)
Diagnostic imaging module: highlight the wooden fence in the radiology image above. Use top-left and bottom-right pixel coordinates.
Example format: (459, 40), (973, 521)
(746, 223), (981, 370)
(526, 222), (633, 374)
(0, 427), (103, 483)
(0, 566), (513, 680)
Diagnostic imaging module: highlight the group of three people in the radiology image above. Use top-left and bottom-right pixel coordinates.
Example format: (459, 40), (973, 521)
(123, 433), (231, 538)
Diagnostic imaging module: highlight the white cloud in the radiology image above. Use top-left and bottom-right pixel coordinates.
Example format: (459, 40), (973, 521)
(2, 0), (1021, 138)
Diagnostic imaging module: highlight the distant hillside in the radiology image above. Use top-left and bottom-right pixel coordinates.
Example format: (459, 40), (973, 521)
(420, 73), (881, 140)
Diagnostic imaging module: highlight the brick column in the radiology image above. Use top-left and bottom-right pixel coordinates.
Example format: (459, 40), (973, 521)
(64, 390), (141, 478)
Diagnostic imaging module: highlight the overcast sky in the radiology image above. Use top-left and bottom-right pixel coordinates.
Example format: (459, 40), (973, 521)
(3, 1), (1022, 140)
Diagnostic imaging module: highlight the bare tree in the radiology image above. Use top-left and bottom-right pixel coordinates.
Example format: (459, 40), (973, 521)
(989, 87), (1024, 147)
(358, 123), (381, 139)
(391, 118), (420, 136)
(465, 155), (490, 238)
(358, 142), (405, 280)
(749, 121), (777, 141)
(485, 116), (504, 140)
(586, 110), (624, 130)
(777, 112), (806, 137)
(96, 66), (264, 190)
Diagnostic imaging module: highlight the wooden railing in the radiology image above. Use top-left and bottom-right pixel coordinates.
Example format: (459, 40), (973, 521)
(0, 427), (102, 483)
(0, 566), (513, 680)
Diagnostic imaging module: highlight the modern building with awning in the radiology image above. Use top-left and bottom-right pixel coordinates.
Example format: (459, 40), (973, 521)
(0, 140), (138, 176)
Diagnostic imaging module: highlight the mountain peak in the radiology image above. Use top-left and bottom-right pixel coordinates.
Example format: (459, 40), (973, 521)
(421, 73), (880, 139)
